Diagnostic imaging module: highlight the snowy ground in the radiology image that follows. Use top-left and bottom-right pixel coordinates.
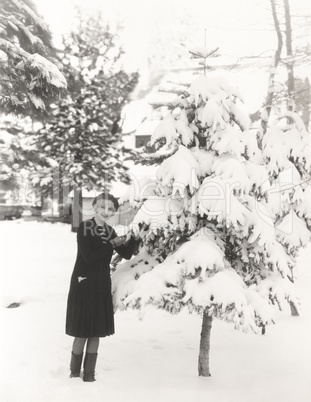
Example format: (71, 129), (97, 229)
(1, 220), (311, 402)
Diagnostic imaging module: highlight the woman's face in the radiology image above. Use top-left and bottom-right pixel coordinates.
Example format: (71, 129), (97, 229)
(94, 199), (116, 222)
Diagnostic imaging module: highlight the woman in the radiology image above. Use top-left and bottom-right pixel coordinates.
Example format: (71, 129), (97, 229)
(66, 192), (136, 382)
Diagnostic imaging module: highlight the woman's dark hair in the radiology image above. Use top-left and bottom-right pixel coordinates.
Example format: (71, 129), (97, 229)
(92, 192), (119, 210)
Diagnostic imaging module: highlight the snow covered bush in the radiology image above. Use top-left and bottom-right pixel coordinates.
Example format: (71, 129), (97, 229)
(111, 48), (311, 376)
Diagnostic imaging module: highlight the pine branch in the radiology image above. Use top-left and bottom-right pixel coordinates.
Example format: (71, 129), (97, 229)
(7, 0), (50, 33)
(158, 87), (188, 97)
(189, 47), (219, 59)
(149, 100), (186, 110)
(167, 80), (192, 87)
(135, 144), (179, 166)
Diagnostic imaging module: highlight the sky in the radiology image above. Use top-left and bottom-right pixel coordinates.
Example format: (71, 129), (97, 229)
(35, 0), (311, 74)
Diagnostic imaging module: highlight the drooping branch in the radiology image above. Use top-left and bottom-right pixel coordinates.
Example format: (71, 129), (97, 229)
(149, 101), (187, 110)
(7, 0), (50, 32)
(189, 47), (219, 59)
(135, 144), (179, 166)
(158, 85), (189, 97)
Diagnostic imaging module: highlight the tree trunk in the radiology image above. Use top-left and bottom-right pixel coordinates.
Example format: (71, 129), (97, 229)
(283, 0), (295, 112)
(198, 310), (212, 377)
(52, 167), (60, 217)
(259, 0), (283, 144)
(71, 185), (82, 232)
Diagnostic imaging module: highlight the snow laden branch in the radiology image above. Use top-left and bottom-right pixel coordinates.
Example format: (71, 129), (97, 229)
(0, 40), (66, 92)
(0, 1), (67, 117)
(146, 75), (249, 155)
(134, 143), (179, 166)
(113, 230), (278, 333)
(7, 0), (50, 33)
(189, 47), (220, 59)
(150, 100), (188, 110)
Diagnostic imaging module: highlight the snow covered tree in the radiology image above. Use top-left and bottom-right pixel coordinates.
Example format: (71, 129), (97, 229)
(111, 48), (311, 377)
(34, 13), (139, 199)
(0, 0), (66, 118)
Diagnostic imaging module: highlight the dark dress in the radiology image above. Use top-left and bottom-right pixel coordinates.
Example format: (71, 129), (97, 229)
(66, 217), (136, 338)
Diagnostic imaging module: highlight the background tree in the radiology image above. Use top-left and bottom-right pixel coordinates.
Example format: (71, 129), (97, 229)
(33, 13), (138, 222)
(110, 48), (311, 377)
(0, 0), (66, 118)
(259, 0), (310, 137)
(293, 77), (310, 128)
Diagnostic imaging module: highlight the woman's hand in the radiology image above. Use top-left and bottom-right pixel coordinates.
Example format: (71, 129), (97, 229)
(110, 235), (127, 248)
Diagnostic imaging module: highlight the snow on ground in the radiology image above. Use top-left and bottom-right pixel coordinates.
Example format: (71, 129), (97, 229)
(0, 220), (311, 402)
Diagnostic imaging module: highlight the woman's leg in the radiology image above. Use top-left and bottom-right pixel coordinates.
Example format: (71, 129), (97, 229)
(86, 337), (99, 353)
(83, 337), (100, 382)
(70, 337), (87, 377)
(72, 337), (87, 355)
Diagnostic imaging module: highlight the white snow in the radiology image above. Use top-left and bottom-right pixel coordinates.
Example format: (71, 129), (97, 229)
(213, 76), (244, 102)
(1, 220), (311, 402)
(243, 160), (270, 193)
(212, 155), (250, 193)
(112, 247), (160, 307)
(118, 177), (159, 206)
(149, 113), (194, 148)
(201, 98), (226, 130)
(229, 102), (251, 131)
(188, 76), (221, 106)
(190, 147), (214, 177)
(173, 236), (225, 277)
(211, 127), (246, 159)
(190, 176), (249, 227)
(276, 211), (311, 253)
(28, 93), (45, 110)
(175, 110), (194, 146)
(132, 196), (185, 232)
(156, 145), (201, 196)
(182, 271), (250, 318)
(121, 255), (184, 311)
(150, 114), (178, 147)
(263, 122), (310, 177)
(29, 53), (67, 89)
(111, 160), (157, 199)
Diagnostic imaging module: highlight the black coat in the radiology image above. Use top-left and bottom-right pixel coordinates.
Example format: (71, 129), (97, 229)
(66, 217), (136, 338)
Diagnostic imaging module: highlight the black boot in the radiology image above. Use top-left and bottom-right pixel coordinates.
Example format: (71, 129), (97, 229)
(83, 352), (98, 382)
(70, 352), (83, 378)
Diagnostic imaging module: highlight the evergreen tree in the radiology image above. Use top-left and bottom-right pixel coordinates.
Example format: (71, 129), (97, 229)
(0, 0), (66, 118)
(0, 117), (54, 203)
(35, 14), (139, 196)
(111, 48), (311, 376)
